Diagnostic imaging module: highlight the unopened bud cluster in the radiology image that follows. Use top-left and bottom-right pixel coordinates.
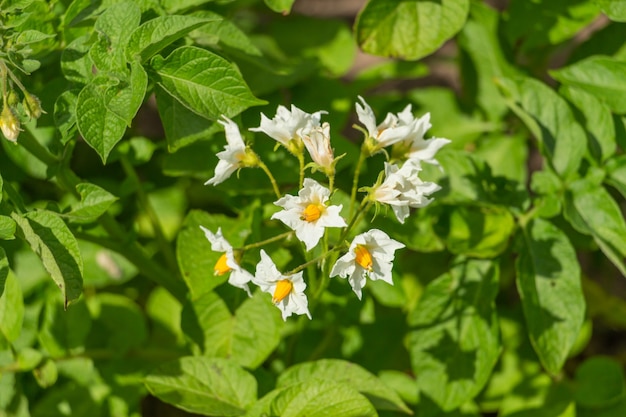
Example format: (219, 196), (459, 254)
(201, 97), (449, 320)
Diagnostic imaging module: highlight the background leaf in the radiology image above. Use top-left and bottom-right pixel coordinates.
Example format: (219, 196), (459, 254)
(355, 0), (470, 60)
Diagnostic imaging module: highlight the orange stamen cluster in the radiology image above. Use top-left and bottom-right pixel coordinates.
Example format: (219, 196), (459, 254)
(272, 279), (293, 303)
(355, 245), (373, 271)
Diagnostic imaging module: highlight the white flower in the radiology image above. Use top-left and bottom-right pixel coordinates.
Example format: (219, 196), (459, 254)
(0, 105), (20, 143)
(271, 178), (347, 251)
(372, 160), (441, 223)
(253, 250), (311, 320)
(205, 116), (257, 186)
(200, 226), (253, 296)
(302, 122), (335, 174)
(330, 229), (405, 300)
(356, 96), (419, 149)
(391, 108), (450, 167)
(250, 104), (326, 152)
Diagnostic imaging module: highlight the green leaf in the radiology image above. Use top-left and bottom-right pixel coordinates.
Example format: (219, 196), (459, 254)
(560, 85), (616, 162)
(189, 11), (262, 57)
(0, 248), (8, 298)
(89, 1), (141, 71)
(181, 291), (283, 369)
(503, 0), (600, 52)
(126, 15), (214, 62)
(86, 293), (147, 354)
(150, 46), (265, 120)
(550, 56), (626, 114)
(458, 2), (519, 121)
(247, 380), (378, 417)
(160, 0), (216, 14)
(63, 183), (118, 223)
(54, 89), (79, 144)
(38, 297), (91, 357)
(176, 210), (254, 299)
(277, 359), (411, 414)
(15, 29), (55, 45)
(564, 178), (626, 276)
(575, 356), (625, 408)
(516, 218), (585, 375)
(0, 215), (16, 240)
(355, 0), (470, 60)
(593, 0), (626, 21)
(497, 77), (586, 179)
(11, 210), (83, 307)
(264, 0), (295, 14)
(76, 63), (147, 162)
(61, 35), (95, 85)
(0, 273), (24, 343)
(155, 86), (218, 152)
(407, 258), (500, 411)
(443, 204), (516, 258)
(145, 356), (257, 416)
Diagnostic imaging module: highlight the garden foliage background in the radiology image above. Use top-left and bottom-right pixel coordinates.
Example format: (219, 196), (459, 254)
(1, 0), (626, 416)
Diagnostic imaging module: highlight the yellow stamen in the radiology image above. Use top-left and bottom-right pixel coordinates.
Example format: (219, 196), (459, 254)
(214, 253), (231, 276)
(355, 245), (373, 271)
(301, 203), (322, 222)
(272, 279), (293, 304)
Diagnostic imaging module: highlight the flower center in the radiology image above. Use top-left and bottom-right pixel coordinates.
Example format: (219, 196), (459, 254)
(272, 279), (293, 303)
(301, 203), (323, 222)
(214, 253), (231, 276)
(355, 245), (373, 271)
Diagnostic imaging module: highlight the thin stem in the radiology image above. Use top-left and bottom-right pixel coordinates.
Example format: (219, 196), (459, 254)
(239, 231), (294, 251)
(76, 220), (187, 302)
(285, 245), (344, 276)
(297, 152), (305, 189)
(349, 147), (367, 218)
(257, 160), (282, 199)
(341, 199), (372, 242)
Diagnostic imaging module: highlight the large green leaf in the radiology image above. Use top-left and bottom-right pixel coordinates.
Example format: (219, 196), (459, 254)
(11, 210), (83, 307)
(355, 0), (470, 60)
(407, 258), (500, 411)
(516, 218), (585, 375)
(0, 273), (23, 344)
(145, 356), (257, 416)
(497, 77), (586, 179)
(550, 56), (626, 114)
(277, 359), (411, 414)
(246, 380), (377, 417)
(76, 62), (147, 162)
(150, 46), (265, 120)
(181, 291), (283, 369)
(606, 155), (626, 199)
(0, 215), (16, 240)
(264, 0), (295, 14)
(575, 356), (625, 408)
(564, 178), (626, 276)
(89, 1), (141, 71)
(126, 15), (214, 62)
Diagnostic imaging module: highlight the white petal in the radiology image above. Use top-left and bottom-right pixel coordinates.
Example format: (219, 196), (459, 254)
(355, 96), (379, 139)
(200, 226), (232, 252)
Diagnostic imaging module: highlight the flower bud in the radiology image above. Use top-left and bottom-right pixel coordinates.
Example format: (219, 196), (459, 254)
(23, 94), (43, 119)
(0, 105), (21, 142)
(7, 90), (19, 107)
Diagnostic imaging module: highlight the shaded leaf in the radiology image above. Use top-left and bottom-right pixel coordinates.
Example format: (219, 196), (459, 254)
(38, 297), (91, 357)
(0, 273), (23, 343)
(11, 210), (83, 306)
(407, 259), (500, 411)
(63, 183), (118, 223)
(516, 218), (585, 375)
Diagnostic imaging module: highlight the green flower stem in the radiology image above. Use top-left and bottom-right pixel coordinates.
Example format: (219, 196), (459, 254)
(285, 244), (345, 276)
(15, 127), (60, 166)
(239, 231), (294, 251)
(341, 198), (372, 242)
(348, 146), (368, 218)
(120, 156), (179, 280)
(2, 60), (29, 97)
(257, 160), (282, 199)
(297, 152), (305, 189)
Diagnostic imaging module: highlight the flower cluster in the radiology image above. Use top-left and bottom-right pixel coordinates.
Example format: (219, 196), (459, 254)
(201, 97), (449, 320)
